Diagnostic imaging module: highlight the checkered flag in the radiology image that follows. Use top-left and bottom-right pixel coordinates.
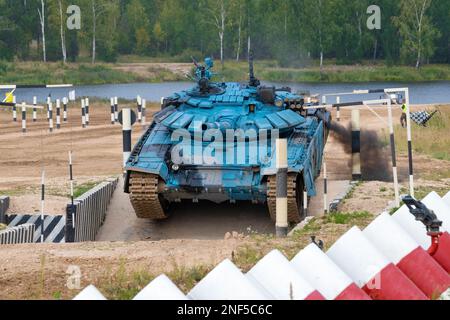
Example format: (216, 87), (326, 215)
(410, 110), (438, 127)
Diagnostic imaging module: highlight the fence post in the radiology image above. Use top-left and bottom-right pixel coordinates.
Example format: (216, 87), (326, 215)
(114, 97), (119, 122)
(387, 100), (400, 208)
(21, 103), (26, 133)
(46, 95), (51, 122)
(142, 98), (146, 127)
(276, 139), (288, 238)
(85, 98), (90, 126)
(110, 98), (115, 125)
(48, 101), (54, 133)
(63, 97), (68, 122)
(56, 99), (61, 129)
(122, 108), (132, 169)
(351, 109), (362, 180)
(137, 95), (142, 123)
(33, 96), (37, 122)
(81, 99), (86, 128)
(12, 96), (17, 122)
(336, 96), (341, 122)
(323, 160), (328, 215)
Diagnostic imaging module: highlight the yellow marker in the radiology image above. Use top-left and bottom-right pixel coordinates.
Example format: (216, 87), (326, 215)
(5, 91), (14, 103)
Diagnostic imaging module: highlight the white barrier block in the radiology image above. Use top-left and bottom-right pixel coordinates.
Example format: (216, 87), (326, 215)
(133, 275), (188, 301)
(422, 192), (450, 232)
(392, 205), (430, 250)
(188, 259), (269, 300)
(364, 213), (418, 264)
(246, 250), (323, 300)
(444, 192), (450, 207)
(291, 244), (368, 300)
(73, 285), (107, 300)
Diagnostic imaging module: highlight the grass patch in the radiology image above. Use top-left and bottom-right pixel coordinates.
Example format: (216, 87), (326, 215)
(0, 223), (7, 231)
(382, 106), (450, 163)
(73, 182), (99, 198)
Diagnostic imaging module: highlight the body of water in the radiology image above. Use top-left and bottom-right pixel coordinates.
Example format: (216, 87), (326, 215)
(3, 81), (450, 105)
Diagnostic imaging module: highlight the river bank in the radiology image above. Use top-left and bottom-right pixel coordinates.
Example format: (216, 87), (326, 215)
(2, 60), (450, 86)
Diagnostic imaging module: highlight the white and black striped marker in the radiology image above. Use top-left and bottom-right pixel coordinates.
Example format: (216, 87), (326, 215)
(275, 139), (288, 237)
(40, 171), (45, 243)
(351, 109), (362, 181)
(21, 103), (26, 133)
(56, 99), (61, 129)
(137, 95), (142, 123)
(110, 98), (115, 124)
(63, 97), (68, 122)
(46, 96), (51, 122)
(114, 97), (119, 122)
(85, 98), (90, 126)
(69, 151), (75, 228)
(119, 109), (136, 168)
(142, 99), (146, 126)
(33, 97), (37, 122)
(303, 189), (308, 218)
(48, 101), (54, 133)
(386, 100), (400, 207)
(81, 99), (86, 128)
(12, 96), (17, 121)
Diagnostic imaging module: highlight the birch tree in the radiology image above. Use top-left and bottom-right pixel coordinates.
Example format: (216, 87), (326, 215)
(208, 0), (227, 67)
(394, 0), (440, 68)
(37, 0), (46, 62)
(59, 0), (67, 64)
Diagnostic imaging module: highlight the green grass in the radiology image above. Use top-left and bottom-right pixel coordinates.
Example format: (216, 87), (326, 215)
(73, 182), (99, 199)
(383, 106), (450, 162)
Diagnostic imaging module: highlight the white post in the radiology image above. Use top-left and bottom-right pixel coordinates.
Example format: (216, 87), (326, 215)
(21, 103), (26, 133)
(40, 171), (45, 243)
(48, 101), (53, 133)
(81, 99), (86, 128)
(12, 96), (17, 122)
(137, 95), (142, 123)
(336, 96), (341, 122)
(63, 97), (68, 122)
(110, 98), (115, 125)
(387, 99), (400, 207)
(122, 108), (132, 168)
(114, 97), (119, 122)
(142, 98), (146, 127)
(56, 99), (61, 129)
(351, 109), (362, 180)
(33, 96), (37, 122)
(404, 88), (414, 197)
(85, 98), (90, 126)
(323, 160), (328, 215)
(276, 139), (288, 237)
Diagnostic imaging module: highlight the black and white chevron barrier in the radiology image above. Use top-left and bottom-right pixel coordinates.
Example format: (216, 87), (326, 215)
(0, 224), (35, 245)
(66, 178), (119, 243)
(6, 215), (65, 243)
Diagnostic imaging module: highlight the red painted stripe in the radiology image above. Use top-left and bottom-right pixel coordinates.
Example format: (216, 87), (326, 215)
(335, 283), (371, 300)
(362, 263), (428, 300)
(398, 247), (450, 298)
(305, 290), (326, 300)
(432, 232), (450, 273)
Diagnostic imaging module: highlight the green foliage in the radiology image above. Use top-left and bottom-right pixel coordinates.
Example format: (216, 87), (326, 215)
(0, 0), (449, 66)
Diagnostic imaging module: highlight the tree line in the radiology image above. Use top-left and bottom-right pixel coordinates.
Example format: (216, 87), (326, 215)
(0, 0), (448, 67)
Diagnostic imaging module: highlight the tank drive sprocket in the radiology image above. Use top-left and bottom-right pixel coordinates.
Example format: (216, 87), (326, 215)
(129, 172), (170, 220)
(267, 173), (306, 224)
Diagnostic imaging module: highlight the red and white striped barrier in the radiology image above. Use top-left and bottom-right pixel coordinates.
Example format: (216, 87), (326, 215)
(246, 250), (325, 300)
(133, 275), (188, 301)
(364, 213), (450, 299)
(327, 227), (428, 300)
(393, 195), (450, 273)
(291, 244), (371, 300)
(73, 285), (107, 301)
(188, 259), (269, 300)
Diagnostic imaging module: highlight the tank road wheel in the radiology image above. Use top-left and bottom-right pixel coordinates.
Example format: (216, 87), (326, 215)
(267, 173), (306, 224)
(129, 172), (170, 220)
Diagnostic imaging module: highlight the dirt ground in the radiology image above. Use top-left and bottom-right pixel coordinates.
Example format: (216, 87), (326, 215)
(1, 101), (449, 299)
(112, 63), (192, 79)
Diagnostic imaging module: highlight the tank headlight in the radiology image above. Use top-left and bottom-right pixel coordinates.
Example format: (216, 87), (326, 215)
(172, 164), (180, 171)
(275, 99), (284, 108)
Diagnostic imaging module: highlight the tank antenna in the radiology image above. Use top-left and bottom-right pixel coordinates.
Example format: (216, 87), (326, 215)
(248, 52), (260, 87)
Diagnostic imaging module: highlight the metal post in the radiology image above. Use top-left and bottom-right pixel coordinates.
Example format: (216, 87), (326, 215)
(405, 88), (414, 197)
(21, 103), (26, 133)
(33, 97), (37, 122)
(110, 98), (115, 125)
(276, 139), (288, 237)
(142, 98), (146, 126)
(351, 109), (362, 180)
(122, 108), (132, 168)
(114, 97), (118, 122)
(12, 96), (17, 122)
(85, 98), (90, 126)
(137, 95), (142, 123)
(40, 171), (45, 243)
(387, 99), (400, 207)
(56, 99), (61, 129)
(48, 101), (53, 133)
(323, 160), (328, 215)
(63, 97), (68, 122)
(81, 99), (86, 128)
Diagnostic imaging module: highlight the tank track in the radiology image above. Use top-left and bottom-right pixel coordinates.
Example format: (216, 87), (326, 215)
(129, 172), (170, 220)
(267, 173), (304, 224)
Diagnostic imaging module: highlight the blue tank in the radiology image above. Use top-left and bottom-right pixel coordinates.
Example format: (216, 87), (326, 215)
(124, 56), (331, 223)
